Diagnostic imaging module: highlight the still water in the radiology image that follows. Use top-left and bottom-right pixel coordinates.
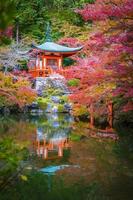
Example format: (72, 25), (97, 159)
(0, 113), (133, 200)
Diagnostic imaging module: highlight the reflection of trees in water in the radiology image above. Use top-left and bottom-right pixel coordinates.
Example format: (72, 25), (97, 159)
(0, 115), (36, 143)
(0, 113), (73, 160)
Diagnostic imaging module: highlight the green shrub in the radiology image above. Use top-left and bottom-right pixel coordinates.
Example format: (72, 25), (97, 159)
(0, 72), (36, 108)
(67, 78), (80, 87)
(113, 111), (133, 158)
(73, 105), (89, 117)
(0, 36), (11, 45)
(58, 104), (64, 112)
(43, 88), (63, 98)
(52, 89), (63, 96)
(19, 60), (28, 71)
(70, 133), (81, 141)
(37, 97), (49, 109)
(60, 95), (68, 104)
(0, 138), (29, 184)
(63, 58), (75, 66)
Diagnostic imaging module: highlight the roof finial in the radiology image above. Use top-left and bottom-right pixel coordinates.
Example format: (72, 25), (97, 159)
(45, 22), (52, 42)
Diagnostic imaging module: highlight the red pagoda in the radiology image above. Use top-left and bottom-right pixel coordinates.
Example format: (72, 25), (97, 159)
(28, 24), (83, 78)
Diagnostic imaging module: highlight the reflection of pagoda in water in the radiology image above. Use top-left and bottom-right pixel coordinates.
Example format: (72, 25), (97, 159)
(33, 113), (72, 160)
(36, 134), (69, 159)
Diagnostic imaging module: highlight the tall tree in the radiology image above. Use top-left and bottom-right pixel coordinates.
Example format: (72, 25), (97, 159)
(0, 0), (16, 29)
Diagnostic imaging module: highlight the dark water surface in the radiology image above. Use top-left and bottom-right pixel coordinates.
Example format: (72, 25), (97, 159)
(0, 113), (133, 200)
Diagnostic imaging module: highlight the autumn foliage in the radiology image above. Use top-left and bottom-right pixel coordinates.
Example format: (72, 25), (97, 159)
(61, 0), (133, 116)
(0, 72), (36, 109)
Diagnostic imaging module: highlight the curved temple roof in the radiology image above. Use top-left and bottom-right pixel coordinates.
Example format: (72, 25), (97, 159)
(32, 42), (83, 53)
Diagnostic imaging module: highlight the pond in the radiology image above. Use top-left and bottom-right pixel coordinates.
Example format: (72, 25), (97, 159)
(0, 113), (133, 200)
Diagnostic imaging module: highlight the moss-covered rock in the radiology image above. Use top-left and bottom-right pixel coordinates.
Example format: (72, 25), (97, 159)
(58, 104), (65, 112)
(35, 75), (72, 113)
(37, 97), (50, 110)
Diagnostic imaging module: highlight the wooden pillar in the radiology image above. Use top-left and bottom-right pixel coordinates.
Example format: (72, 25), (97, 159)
(58, 57), (62, 71)
(107, 101), (113, 129)
(38, 55), (40, 69)
(64, 138), (69, 148)
(42, 139), (46, 155)
(42, 55), (44, 70)
(49, 140), (54, 150)
(50, 66), (53, 75)
(43, 56), (45, 69)
(90, 104), (94, 128)
(44, 148), (48, 159)
(44, 57), (46, 77)
(40, 56), (42, 70)
(36, 54), (39, 71)
(37, 140), (40, 156)
(58, 144), (63, 157)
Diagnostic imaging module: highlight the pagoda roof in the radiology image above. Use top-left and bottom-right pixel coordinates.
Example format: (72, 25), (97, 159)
(32, 42), (83, 54)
